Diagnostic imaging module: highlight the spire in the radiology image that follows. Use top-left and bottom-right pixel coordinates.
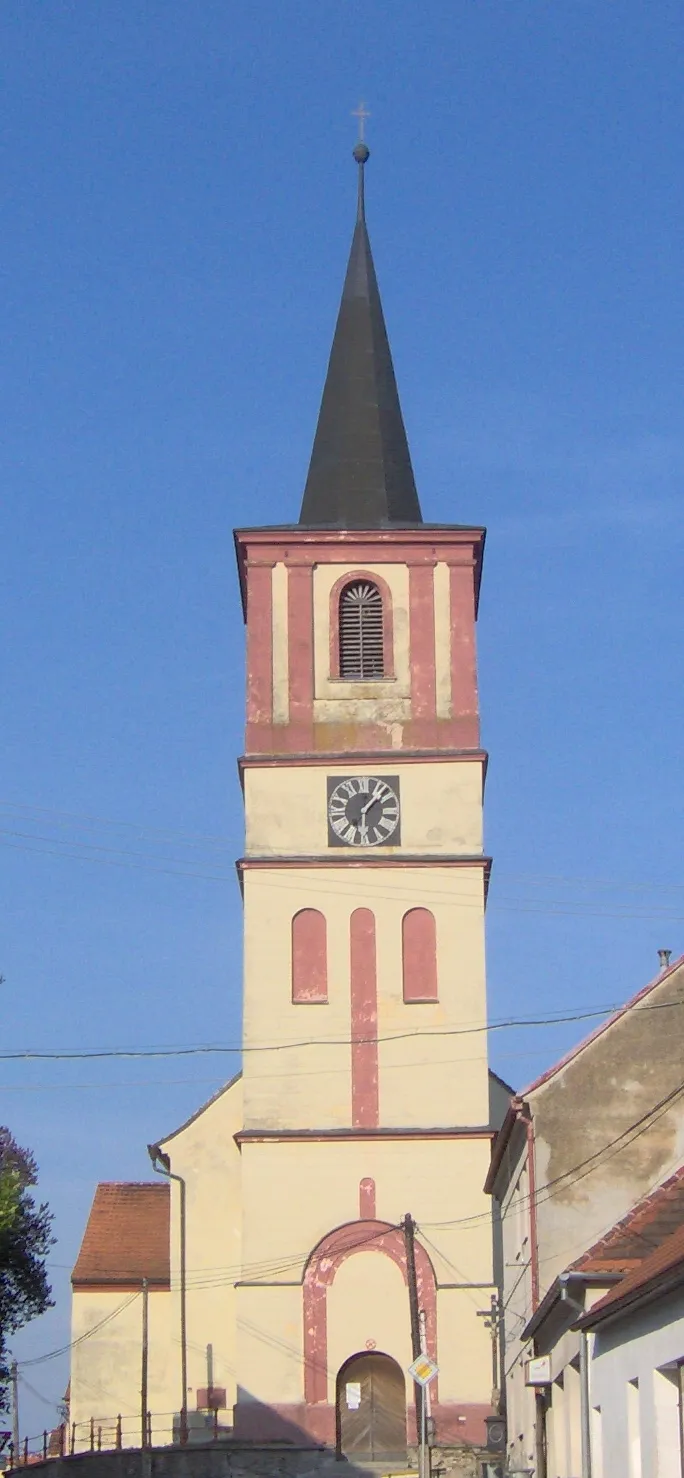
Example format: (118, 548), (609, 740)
(298, 138), (422, 528)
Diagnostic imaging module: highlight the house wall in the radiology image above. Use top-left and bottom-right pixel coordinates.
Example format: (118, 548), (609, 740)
(532, 960), (684, 1289)
(70, 1288), (174, 1449)
(590, 1288), (684, 1478)
(158, 1078), (243, 1425)
(492, 957), (684, 1476)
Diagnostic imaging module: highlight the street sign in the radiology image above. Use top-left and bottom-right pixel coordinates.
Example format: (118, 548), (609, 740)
(408, 1354), (438, 1386)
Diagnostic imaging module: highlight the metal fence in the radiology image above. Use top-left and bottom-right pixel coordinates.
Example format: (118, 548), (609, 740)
(3, 1410), (233, 1468)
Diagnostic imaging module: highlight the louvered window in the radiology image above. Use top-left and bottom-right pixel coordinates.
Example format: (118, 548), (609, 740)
(339, 581), (384, 679)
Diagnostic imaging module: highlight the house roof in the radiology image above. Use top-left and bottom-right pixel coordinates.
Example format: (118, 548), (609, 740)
(72, 1182), (170, 1288)
(571, 1164), (684, 1277)
(485, 952), (684, 1194)
(578, 1219), (684, 1330)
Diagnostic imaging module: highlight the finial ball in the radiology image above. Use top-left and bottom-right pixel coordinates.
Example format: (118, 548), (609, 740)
(353, 142), (370, 165)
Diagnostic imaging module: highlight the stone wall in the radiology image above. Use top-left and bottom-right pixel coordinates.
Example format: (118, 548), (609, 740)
(5, 1440), (485, 1478)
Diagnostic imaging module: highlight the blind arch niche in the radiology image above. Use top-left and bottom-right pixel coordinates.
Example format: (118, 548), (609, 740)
(292, 909), (328, 1003)
(402, 908), (438, 1003)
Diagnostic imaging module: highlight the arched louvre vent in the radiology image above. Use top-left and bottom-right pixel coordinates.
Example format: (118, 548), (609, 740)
(339, 581), (384, 679)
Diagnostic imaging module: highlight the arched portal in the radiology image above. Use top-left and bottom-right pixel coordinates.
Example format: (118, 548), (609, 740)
(336, 1351), (407, 1461)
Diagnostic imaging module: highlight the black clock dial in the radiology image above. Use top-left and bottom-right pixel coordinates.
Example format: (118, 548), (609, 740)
(327, 775), (401, 848)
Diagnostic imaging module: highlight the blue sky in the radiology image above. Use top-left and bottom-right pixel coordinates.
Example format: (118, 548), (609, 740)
(2, 0), (683, 1438)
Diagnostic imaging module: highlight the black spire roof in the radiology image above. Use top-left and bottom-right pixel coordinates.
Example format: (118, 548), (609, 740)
(298, 144), (423, 528)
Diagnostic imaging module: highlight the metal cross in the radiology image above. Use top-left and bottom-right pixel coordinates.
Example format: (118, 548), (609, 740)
(352, 101), (370, 142)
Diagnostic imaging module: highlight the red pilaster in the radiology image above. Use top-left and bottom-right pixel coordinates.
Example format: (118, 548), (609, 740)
(245, 563), (273, 726)
(350, 908), (379, 1130)
(287, 562), (314, 724)
(409, 564), (437, 721)
(449, 561), (479, 742)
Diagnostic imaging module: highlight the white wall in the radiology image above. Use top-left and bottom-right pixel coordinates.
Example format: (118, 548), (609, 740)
(589, 1288), (684, 1478)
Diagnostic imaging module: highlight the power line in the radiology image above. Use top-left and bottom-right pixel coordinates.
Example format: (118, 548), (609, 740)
(2, 994), (683, 1063)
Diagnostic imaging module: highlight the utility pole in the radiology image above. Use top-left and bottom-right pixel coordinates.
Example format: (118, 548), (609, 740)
(401, 1215), (425, 1476)
(141, 1278), (149, 1447)
(10, 1361), (19, 1460)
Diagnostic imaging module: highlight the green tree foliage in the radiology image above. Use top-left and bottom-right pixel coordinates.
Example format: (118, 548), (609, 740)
(0, 1128), (54, 1415)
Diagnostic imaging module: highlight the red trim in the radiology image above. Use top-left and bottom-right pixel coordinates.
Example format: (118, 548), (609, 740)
(359, 1177), (376, 1219)
(239, 749), (489, 771)
(292, 909), (328, 1003)
(238, 854), (491, 872)
(449, 564), (479, 737)
(288, 564), (314, 724)
(245, 563), (273, 725)
(302, 1219), (437, 1407)
(402, 908), (438, 1003)
(350, 909), (379, 1129)
(522, 1106), (540, 1310)
(328, 569), (395, 679)
(409, 565), (436, 720)
(234, 528), (485, 629)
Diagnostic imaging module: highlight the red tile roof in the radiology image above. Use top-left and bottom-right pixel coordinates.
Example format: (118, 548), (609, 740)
(571, 1165), (684, 1277)
(72, 1182), (170, 1288)
(579, 1220), (684, 1328)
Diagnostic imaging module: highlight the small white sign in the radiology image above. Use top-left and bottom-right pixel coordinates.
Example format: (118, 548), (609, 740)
(345, 1382), (362, 1410)
(408, 1355), (438, 1387)
(525, 1355), (552, 1387)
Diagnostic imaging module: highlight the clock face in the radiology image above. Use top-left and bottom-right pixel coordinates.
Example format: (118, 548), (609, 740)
(327, 775), (401, 848)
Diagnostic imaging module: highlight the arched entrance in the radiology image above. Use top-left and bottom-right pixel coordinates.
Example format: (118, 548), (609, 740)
(336, 1352), (407, 1461)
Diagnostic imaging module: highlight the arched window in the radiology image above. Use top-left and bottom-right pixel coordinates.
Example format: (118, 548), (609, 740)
(339, 580), (384, 679)
(402, 908), (438, 1003)
(291, 909), (328, 1003)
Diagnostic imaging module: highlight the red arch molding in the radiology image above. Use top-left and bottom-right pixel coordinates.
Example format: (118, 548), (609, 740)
(302, 1218), (437, 1406)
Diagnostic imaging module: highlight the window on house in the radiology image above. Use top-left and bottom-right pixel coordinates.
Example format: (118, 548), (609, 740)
(339, 581), (384, 679)
(291, 909), (328, 1003)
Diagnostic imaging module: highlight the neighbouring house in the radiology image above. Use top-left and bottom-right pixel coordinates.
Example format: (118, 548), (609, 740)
(577, 1216), (684, 1477)
(485, 950), (684, 1477)
(522, 1164), (684, 1476)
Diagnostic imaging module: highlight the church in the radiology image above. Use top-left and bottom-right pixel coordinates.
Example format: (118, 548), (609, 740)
(69, 142), (510, 1469)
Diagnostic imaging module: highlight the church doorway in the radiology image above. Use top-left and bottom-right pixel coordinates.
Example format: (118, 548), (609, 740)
(336, 1352), (407, 1460)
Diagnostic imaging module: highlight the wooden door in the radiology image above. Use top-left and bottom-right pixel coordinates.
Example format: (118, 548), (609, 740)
(337, 1353), (407, 1460)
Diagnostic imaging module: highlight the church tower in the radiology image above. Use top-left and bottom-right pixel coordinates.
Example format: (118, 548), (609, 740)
(68, 145), (508, 1464)
(232, 143), (502, 1454)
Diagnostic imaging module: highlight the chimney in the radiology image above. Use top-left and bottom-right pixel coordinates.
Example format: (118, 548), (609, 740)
(658, 949), (672, 971)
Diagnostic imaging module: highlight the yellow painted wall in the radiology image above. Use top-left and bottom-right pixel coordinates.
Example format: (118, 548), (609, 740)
(158, 1078), (243, 1418)
(326, 1253), (412, 1404)
(244, 761), (484, 858)
(241, 863), (488, 1130)
(70, 1288), (174, 1449)
(235, 1285), (303, 1406)
(238, 1138), (494, 1280)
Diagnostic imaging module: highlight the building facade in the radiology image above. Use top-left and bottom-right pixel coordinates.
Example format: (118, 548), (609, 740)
(487, 952), (684, 1476)
(70, 147), (508, 1468)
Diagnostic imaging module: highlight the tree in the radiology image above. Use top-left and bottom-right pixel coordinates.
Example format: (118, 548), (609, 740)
(0, 1128), (54, 1415)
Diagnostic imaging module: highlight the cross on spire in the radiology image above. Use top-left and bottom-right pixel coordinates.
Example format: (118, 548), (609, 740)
(352, 101), (370, 143)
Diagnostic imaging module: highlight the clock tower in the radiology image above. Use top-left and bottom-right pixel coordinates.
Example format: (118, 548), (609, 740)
(232, 144), (501, 1457)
